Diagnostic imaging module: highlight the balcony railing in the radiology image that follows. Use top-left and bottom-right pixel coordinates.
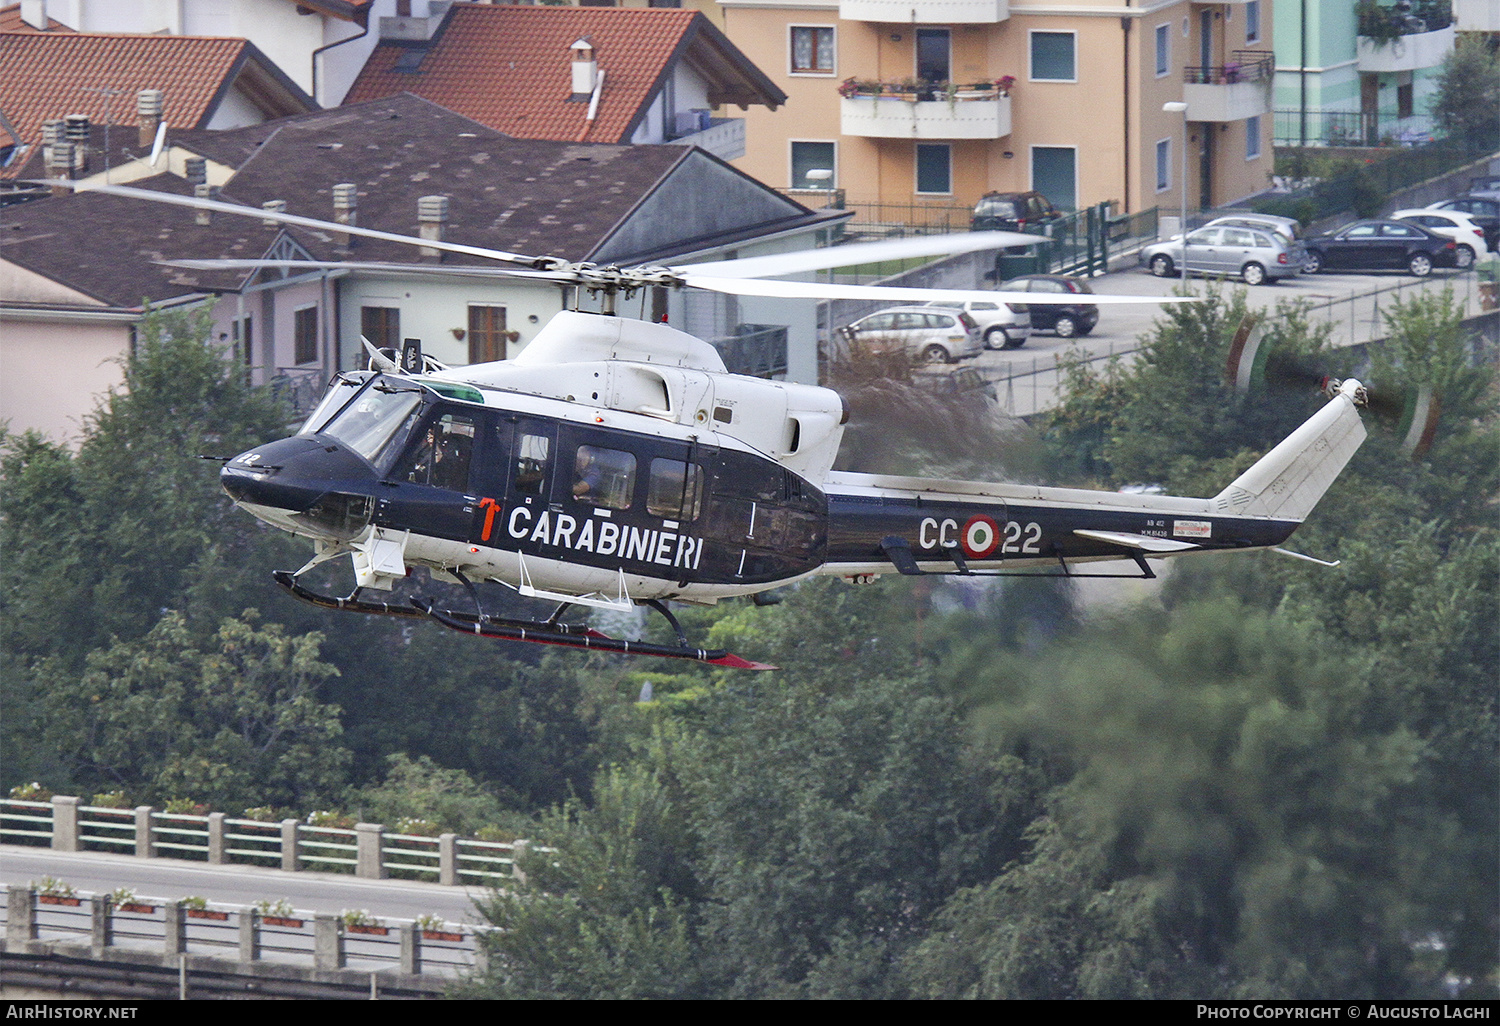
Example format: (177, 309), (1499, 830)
(839, 80), (1013, 140)
(1183, 50), (1274, 86)
(710, 324), (788, 379)
(839, 0), (1008, 23)
(1356, 0), (1454, 36)
(1356, 0), (1455, 72)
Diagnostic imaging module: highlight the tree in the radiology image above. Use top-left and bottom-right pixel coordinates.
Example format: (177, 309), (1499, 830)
(1430, 37), (1500, 152)
(37, 611), (349, 810)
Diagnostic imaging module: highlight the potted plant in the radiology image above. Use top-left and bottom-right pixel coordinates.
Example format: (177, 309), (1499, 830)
(34, 877), (80, 906)
(181, 895), (229, 921)
(341, 908), (388, 936)
(254, 898), (303, 928)
(415, 913), (463, 943)
(111, 886), (156, 915)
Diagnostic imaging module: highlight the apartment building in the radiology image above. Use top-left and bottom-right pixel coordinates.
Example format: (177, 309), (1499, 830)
(722, 0), (1275, 216)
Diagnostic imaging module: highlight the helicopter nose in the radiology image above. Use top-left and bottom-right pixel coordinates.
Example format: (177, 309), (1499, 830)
(221, 436), (381, 535)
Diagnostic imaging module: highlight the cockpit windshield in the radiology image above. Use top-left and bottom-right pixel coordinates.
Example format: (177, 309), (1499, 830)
(316, 376), (426, 469)
(299, 371), (375, 436)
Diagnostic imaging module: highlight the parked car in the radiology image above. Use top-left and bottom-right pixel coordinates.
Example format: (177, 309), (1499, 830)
(1392, 208), (1490, 269)
(1301, 220), (1458, 276)
(1204, 212), (1303, 242)
(1466, 175), (1500, 201)
(1140, 224), (1301, 284)
(970, 191), (1063, 233)
(913, 365), (998, 403)
(922, 298), (1032, 349)
(995, 274), (1099, 338)
(1424, 197), (1500, 250)
(839, 306), (983, 364)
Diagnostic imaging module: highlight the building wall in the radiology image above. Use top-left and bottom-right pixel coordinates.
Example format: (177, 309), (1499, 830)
(725, 0), (1272, 215)
(0, 313), (130, 444)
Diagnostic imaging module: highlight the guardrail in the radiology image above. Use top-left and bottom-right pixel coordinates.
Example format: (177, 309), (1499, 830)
(2, 884), (479, 993)
(1, 796), (520, 886)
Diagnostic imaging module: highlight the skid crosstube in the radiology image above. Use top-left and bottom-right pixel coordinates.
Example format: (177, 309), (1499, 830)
(272, 571), (776, 670)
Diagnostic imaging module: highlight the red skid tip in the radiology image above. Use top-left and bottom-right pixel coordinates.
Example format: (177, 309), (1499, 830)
(706, 653), (779, 671)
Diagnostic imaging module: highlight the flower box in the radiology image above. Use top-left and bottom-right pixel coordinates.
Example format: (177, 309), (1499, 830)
(185, 908), (229, 921)
(262, 915), (304, 929)
(346, 924), (388, 936)
(421, 930), (464, 943)
(38, 895), (81, 907)
(117, 903), (157, 914)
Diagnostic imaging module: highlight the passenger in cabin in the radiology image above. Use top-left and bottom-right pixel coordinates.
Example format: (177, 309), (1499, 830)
(573, 448), (603, 501)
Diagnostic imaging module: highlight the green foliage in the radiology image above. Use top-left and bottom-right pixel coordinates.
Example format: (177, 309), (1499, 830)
(346, 752), (506, 837)
(37, 610), (349, 810)
(1430, 36), (1500, 149)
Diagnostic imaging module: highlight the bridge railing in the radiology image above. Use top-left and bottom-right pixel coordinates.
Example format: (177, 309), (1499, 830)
(0, 795), (526, 887)
(2, 884), (481, 980)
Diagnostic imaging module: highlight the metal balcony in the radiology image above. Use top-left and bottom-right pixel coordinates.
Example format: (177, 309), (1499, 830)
(1181, 51), (1273, 123)
(840, 86), (1012, 140)
(839, 0), (1007, 23)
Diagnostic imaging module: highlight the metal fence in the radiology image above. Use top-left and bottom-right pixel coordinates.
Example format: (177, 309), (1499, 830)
(1273, 109), (1438, 148)
(710, 323), (789, 378)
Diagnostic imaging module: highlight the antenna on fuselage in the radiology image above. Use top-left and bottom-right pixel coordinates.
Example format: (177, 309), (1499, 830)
(400, 337), (424, 374)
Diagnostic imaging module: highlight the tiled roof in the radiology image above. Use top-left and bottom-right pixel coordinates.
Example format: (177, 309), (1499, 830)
(0, 3), (72, 32)
(0, 30), (314, 179)
(343, 3), (783, 144)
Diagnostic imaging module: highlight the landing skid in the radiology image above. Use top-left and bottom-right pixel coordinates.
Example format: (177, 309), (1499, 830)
(271, 571), (776, 670)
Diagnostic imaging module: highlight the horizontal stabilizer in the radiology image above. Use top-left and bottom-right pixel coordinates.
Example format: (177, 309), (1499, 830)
(1073, 529), (1198, 552)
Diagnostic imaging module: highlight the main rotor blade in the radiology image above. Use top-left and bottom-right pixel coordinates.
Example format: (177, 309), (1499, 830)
(161, 258), (572, 282)
(680, 275), (1197, 306)
(45, 181), (548, 267)
(678, 231), (1046, 279)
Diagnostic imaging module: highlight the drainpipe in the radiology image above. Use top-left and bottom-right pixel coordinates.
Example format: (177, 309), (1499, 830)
(1121, 4), (1132, 213)
(311, 19), (370, 108)
(577, 69), (606, 142)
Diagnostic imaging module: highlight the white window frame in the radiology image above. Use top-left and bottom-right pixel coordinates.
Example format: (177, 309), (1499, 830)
(788, 24), (836, 77)
(1028, 29), (1078, 83)
(1245, 115), (1262, 161)
(1156, 138), (1172, 193)
(1155, 23), (1170, 78)
(1245, 0), (1261, 43)
(789, 138), (838, 190)
(1029, 145), (1078, 211)
(914, 143), (953, 196)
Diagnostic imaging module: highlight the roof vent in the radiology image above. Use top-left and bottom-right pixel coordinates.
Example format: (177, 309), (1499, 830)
(45, 139), (72, 194)
(418, 194), (448, 261)
(137, 89), (164, 149)
(570, 38), (598, 102)
(262, 199), (286, 228)
(184, 156), (207, 186)
(64, 114), (89, 172)
(333, 183), (358, 247)
(194, 183), (219, 225)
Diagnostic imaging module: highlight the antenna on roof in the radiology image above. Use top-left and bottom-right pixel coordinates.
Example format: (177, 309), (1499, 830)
(148, 121), (167, 169)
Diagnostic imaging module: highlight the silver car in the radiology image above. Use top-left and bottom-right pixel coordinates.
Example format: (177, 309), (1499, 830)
(839, 306), (983, 364)
(923, 298), (1032, 350)
(1141, 224), (1301, 285)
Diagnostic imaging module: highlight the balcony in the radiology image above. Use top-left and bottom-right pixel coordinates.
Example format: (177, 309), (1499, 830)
(666, 115), (746, 162)
(1455, 0), (1500, 32)
(1181, 51), (1273, 123)
(839, 80), (1012, 140)
(1356, 0), (1455, 72)
(839, 0), (1007, 23)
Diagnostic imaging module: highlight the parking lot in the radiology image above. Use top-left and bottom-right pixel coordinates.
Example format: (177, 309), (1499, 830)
(952, 261), (1490, 417)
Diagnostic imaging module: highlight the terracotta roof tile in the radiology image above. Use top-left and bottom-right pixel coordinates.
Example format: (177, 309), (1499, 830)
(344, 3), (766, 144)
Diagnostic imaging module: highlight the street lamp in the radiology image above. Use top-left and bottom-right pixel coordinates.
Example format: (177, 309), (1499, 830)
(1163, 101), (1189, 282)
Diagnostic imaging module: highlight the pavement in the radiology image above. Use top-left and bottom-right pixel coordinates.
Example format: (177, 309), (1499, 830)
(947, 260), (1488, 417)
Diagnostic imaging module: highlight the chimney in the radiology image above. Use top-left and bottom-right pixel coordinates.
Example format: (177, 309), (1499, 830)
(262, 199), (286, 228)
(64, 114), (89, 173)
(194, 183), (219, 225)
(137, 89), (164, 149)
(570, 38), (597, 101)
(332, 183), (357, 247)
(184, 156), (206, 186)
(20, 0), (46, 30)
(45, 140), (73, 194)
(418, 194), (447, 260)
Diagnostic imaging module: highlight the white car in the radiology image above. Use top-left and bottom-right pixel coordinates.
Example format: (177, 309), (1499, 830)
(1392, 208), (1490, 270)
(839, 306), (984, 364)
(923, 298), (1032, 350)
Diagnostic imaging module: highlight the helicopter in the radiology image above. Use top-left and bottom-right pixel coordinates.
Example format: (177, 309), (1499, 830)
(64, 182), (1370, 669)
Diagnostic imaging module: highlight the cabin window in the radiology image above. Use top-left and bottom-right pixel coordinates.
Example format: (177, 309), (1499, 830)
(647, 459), (705, 521)
(398, 413), (476, 491)
(573, 445), (636, 510)
(514, 433), (551, 495)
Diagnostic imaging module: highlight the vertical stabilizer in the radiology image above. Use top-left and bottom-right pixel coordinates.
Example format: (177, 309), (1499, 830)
(1213, 387), (1367, 521)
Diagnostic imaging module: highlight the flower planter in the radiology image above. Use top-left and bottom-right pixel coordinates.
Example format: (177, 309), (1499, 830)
(185, 908), (230, 921)
(421, 930), (464, 943)
(117, 903), (157, 915)
(346, 924), (388, 936)
(38, 895), (81, 907)
(262, 916), (304, 929)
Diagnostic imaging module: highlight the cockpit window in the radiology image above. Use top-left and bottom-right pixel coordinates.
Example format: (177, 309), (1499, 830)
(647, 459), (704, 520)
(317, 378), (424, 467)
(299, 370), (374, 435)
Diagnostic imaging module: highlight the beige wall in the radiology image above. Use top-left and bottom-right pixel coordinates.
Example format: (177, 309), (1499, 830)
(725, 0), (1272, 214)
(0, 315), (130, 444)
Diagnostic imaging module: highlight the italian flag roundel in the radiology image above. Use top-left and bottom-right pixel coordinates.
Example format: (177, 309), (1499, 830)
(961, 515), (1000, 558)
